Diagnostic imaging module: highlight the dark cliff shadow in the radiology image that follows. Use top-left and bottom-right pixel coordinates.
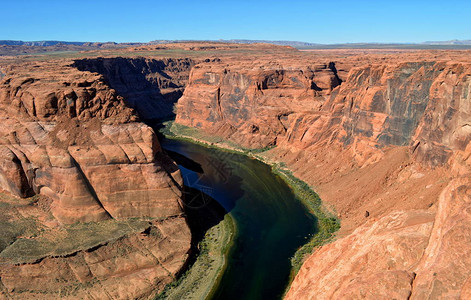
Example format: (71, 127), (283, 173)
(71, 57), (193, 121)
(146, 117), (175, 141)
(176, 186), (227, 277)
(161, 138), (243, 213)
(164, 149), (204, 174)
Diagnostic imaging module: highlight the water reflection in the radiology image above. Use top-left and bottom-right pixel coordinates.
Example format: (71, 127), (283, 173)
(161, 138), (316, 300)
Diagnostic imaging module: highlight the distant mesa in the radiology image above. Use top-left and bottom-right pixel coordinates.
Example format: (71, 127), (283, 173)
(2, 38), (471, 54)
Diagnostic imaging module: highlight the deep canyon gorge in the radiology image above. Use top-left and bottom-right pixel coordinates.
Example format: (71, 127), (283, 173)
(0, 43), (471, 299)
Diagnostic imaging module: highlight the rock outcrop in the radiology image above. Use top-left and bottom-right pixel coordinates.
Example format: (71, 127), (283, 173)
(0, 59), (190, 299)
(72, 57), (195, 120)
(0, 206), (190, 299)
(174, 50), (471, 299)
(0, 60), (185, 223)
(2, 45), (471, 299)
(176, 59), (341, 148)
(285, 210), (435, 299)
(176, 55), (471, 168)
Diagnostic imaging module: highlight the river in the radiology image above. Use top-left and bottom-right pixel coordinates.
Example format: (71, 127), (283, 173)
(161, 138), (317, 300)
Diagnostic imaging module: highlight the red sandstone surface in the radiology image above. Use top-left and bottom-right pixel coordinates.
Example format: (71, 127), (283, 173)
(1, 44), (471, 299)
(0, 59), (190, 298)
(174, 48), (471, 299)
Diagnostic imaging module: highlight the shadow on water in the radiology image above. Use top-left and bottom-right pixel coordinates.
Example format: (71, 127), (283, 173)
(163, 138), (244, 213)
(165, 149), (204, 174)
(161, 137), (318, 300)
(177, 186), (227, 276)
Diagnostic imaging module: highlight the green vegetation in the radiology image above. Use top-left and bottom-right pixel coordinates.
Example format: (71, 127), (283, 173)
(0, 194), (45, 253)
(272, 165), (340, 275)
(161, 121), (340, 276)
(164, 121), (275, 155)
(156, 214), (236, 300)
(0, 217), (150, 264)
(165, 121), (238, 147)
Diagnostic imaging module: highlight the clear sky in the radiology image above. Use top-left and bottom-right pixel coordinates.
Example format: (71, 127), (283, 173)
(2, 0), (470, 44)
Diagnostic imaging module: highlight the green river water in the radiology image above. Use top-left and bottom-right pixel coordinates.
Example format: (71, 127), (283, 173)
(161, 138), (317, 300)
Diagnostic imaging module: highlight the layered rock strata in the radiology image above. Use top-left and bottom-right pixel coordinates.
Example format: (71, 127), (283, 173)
(72, 57), (194, 120)
(2, 47), (471, 299)
(0, 60), (190, 299)
(175, 52), (471, 299)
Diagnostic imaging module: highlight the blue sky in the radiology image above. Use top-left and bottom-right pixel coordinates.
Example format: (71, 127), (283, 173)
(3, 0), (470, 43)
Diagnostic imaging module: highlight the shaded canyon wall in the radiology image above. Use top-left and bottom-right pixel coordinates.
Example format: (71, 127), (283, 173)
(175, 56), (471, 299)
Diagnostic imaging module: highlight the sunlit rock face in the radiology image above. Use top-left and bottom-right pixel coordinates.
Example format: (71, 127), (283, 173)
(2, 46), (471, 299)
(0, 59), (190, 299)
(175, 51), (471, 299)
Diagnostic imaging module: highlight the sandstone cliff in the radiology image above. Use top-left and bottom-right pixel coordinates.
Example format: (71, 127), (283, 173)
(176, 59), (341, 148)
(2, 46), (471, 299)
(72, 57), (194, 120)
(175, 51), (471, 299)
(0, 59), (190, 299)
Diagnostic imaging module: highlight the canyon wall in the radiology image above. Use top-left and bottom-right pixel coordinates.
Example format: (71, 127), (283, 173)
(176, 58), (471, 169)
(0, 59), (190, 299)
(1, 47), (471, 299)
(175, 53), (471, 299)
(176, 59), (342, 148)
(72, 57), (194, 120)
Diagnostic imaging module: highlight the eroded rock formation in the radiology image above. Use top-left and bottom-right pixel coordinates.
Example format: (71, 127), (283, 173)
(0, 59), (190, 299)
(176, 59), (341, 148)
(174, 50), (471, 299)
(2, 45), (471, 299)
(72, 57), (194, 120)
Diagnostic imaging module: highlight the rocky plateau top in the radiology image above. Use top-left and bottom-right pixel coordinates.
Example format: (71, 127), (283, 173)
(0, 43), (471, 299)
